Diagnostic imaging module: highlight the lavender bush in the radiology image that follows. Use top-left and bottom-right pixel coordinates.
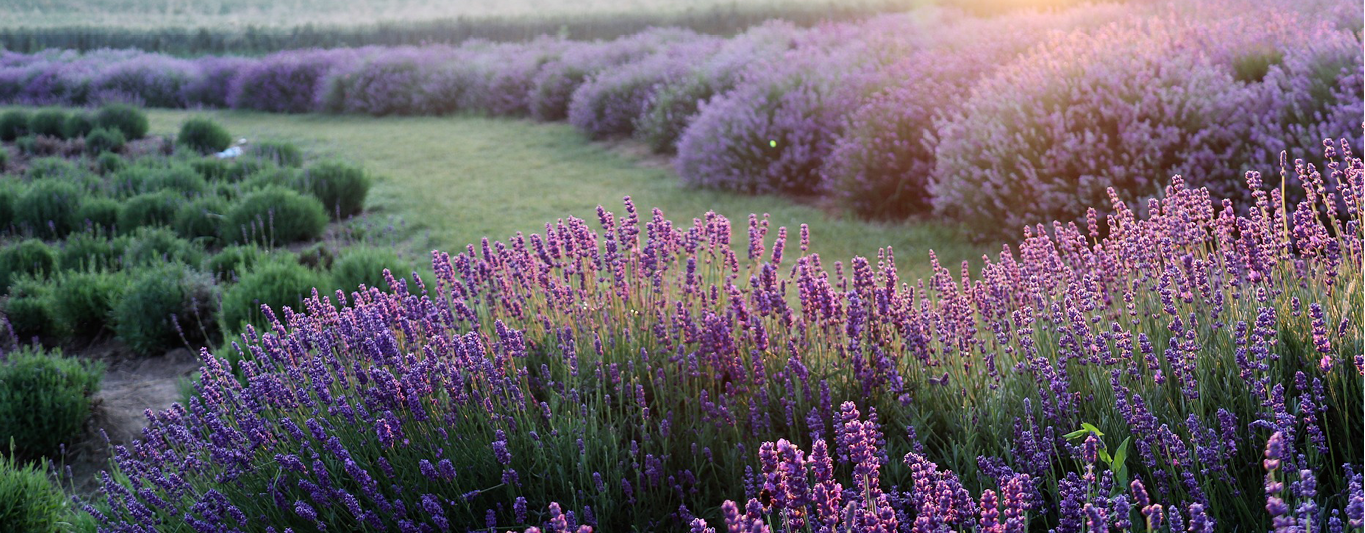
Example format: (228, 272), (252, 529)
(566, 37), (723, 140)
(633, 20), (802, 154)
(229, 48), (366, 113)
(672, 12), (966, 196)
(820, 6), (1131, 220)
(317, 47), (464, 116)
(529, 28), (699, 122)
(929, 12), (1360, 236)
(91, 142), (1362, 530)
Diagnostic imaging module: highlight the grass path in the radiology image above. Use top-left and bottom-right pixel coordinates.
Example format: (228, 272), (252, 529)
(142, 110), (989, 281)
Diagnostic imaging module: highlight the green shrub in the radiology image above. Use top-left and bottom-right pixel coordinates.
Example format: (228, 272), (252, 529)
(94, 151), (125, 173)
(74, 198), (121, 234)
(95, 152), (124, 174)
(24, 157), (81, 181)
(240, 167), (302, 192)
(58, 231), (119, 271)
(15, 180), (83, 239)
(176, 117), (232, 155)
(112, 264), (218, 356)
(117, 190), (182, 232)
(94, 104), (148, 140)
(0, 448), (69, 532)
(0, 182), (18, 230)
(84, 127), (126, 155)
(13, 134), (36, 156)
(172, 195), (228, 246)
(297, 242), (334, 271)
(331, 246), (415, 294)
(224, 186), (328, 245)
(121, 227), (204, 268)
(0, 110), (29, 142)
(62, 112), (95, 140)
(0, 240), (57, 291)
(51, 270), (125, 335)
(248, 140), (303, 167)
(3, 276), (63, 343)
(0, 347), (103, 461)
(299, 160), (371, 219)
(221, 258), (327, 333)
(144, 167), (207, 197)
(0, 148), (9, 171)
(206, 245), (268, 283)
(189, 158), (227, 181)
(108, 166), (153, 198)
(216, 160), (267, 183)
(27, 110), (67, 139)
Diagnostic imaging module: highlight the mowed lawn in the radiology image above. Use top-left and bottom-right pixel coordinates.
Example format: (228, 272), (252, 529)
(136, 109), (988, 281)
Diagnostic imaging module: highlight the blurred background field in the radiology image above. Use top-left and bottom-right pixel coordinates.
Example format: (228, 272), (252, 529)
(0, 0), (1098, 54)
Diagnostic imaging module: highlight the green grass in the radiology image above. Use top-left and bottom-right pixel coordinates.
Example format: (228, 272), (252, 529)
(113, 110), (985, 282)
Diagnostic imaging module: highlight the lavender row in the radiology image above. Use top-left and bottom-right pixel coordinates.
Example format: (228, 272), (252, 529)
(86, 137), (1362, 531)
(4, 1), (1359, 231)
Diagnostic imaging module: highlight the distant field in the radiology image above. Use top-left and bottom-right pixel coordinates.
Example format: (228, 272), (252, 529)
(5, 0), (916, 29)
(131, 109), (987, 283)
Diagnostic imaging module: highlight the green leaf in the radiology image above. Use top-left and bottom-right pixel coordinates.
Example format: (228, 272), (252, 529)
(1112, 437), (1131, 469)
(1063, 429), (1089, 440)
(1080, 423), (1104, 437)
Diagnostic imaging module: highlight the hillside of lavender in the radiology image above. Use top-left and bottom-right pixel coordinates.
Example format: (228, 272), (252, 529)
(0, 0), (1362, 531)
(1, 0), (1359, 235)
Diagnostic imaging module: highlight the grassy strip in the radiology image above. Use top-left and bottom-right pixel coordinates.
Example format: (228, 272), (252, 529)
(137, 109), (986, 282)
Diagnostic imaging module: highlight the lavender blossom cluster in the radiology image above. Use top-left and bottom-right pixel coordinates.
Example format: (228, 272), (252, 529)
(89, 140), (1363, 531)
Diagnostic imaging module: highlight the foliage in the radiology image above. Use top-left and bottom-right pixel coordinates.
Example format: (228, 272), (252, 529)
(57, 231), (120, 271)
(0, 346), (103, 461)
(27, 110), (67, 139)
(94, 103), (149, 140)
(15, 180), (83, 239)
(83, 127), (125, 155)
(328, 246), (411, 294)
(2, 276), (63, 343)
(177, 116), (232, 154)
(50, 269), (125, 335)
(247, 140), (303, 167)
(205, 244), (266, 283)
(116, 190), (183, 233)
(73, 198), (121, 234)
(61, 112), (94, 140)
(172, 195), (229, 246)
(111, 263), (217, 356)
(219, 258), (328, 333)
(120, 226), (204, 268)
(0, 448), (70, 533)
(223, 186), (328, 245)
(94, 151), (123, 174)
(0, 240), (57, 292)
(298, 160), (371, 219)
(0, 110), (29, 142)
(90, 141), (1365, 531)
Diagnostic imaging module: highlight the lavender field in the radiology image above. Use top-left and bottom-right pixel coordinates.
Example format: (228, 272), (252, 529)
(0, 0), (1362, 531)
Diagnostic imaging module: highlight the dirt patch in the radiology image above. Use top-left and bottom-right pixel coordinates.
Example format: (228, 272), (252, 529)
(62, 343), (201, 498)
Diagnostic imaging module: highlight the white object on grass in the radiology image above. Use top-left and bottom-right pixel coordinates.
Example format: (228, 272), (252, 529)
(214, 138), (250, 159)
